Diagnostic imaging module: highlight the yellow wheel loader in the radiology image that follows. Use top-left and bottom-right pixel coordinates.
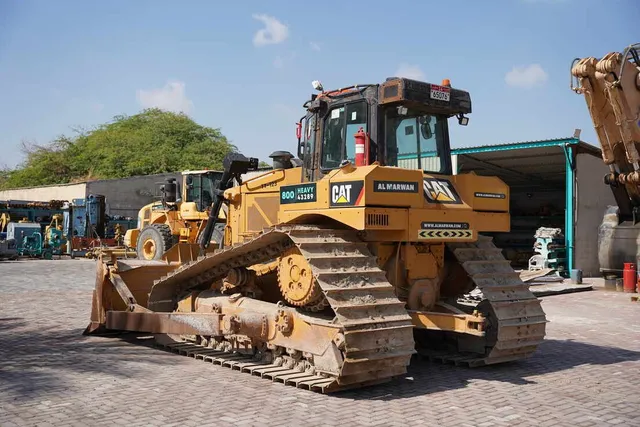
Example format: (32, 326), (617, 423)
(124, 170), (227, 260)
(85, 76), (547, 393)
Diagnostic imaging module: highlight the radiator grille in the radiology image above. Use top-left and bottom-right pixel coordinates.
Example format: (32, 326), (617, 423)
(366, 213), (389, 227)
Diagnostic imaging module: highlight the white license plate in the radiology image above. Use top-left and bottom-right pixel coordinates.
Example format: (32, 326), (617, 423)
(430, 84), (450, 102)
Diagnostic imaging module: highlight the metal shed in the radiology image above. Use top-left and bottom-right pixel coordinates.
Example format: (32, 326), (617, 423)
(452, 137), (615, 276)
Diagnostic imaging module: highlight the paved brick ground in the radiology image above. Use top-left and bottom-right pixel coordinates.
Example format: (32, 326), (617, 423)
(1, 259), (639, 427)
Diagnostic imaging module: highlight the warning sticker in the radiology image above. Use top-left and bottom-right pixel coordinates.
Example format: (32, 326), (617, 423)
(418, 229), (473, 240)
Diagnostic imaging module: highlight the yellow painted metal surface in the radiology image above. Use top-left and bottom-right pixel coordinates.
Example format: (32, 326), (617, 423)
(225, 163), (510, 242)
(409, 310), (486, 336)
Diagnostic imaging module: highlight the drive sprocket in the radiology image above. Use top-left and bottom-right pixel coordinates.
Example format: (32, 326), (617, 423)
(277, 249), (328, 310)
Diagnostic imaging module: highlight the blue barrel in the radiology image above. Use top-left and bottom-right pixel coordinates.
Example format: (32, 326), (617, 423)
(570, 269), (583, 284)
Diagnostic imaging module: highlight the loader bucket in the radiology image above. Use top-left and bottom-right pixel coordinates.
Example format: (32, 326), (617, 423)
(161, 242), (208, 264)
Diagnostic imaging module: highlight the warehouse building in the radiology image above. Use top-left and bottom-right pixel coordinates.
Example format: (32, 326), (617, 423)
(0, 172), (181, 218)
(452, 136), (614, 276)
(0, 168), (273, 219)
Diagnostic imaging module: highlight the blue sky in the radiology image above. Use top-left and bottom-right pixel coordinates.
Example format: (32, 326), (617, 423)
(0, 0), (637, 168)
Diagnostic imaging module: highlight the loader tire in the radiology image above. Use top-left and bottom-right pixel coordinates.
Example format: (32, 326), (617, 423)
(137, 224), (174, 260)
(211, 223), (225, 249)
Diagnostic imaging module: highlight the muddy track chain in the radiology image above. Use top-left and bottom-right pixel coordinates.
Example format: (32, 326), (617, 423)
(154, 336), (339, 393)
(149, 225), (415, 391)
(417, 235), (548, 367)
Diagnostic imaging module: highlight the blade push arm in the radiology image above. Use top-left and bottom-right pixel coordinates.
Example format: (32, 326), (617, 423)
(198, 153), (259, 251)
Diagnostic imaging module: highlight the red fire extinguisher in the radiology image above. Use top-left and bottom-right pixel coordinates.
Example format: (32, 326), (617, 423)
(623, 262), (636, 293)
(354, 127), (367, 167)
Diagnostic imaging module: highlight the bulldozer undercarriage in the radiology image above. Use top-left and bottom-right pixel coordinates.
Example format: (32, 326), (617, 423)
(88, 225), (546, 393)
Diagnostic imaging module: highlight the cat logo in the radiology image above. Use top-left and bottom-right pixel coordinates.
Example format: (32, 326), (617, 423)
(333, 184), (351, 203)
(423, 178), (462, 204)
(329, 181), (364, 207)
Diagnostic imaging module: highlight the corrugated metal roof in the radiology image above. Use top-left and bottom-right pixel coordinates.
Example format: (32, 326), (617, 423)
(456, 146), (567, 186)
(451, 137), (601, 156)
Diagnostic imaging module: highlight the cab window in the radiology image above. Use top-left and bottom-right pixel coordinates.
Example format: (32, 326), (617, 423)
(321, 101), (367, 169)
(303, 114), (316, 171)
(185, 175), (201, 204)
(385, 108), (444, 173)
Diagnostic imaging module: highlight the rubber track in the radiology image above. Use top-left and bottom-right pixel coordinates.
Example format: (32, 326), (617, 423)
(149, 225), (415, 390)
(418, 235), (548, 367)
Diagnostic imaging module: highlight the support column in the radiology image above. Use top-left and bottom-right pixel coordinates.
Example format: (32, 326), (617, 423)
(564, 144), (576, 271)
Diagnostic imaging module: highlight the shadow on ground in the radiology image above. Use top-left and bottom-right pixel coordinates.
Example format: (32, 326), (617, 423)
(2, 315), (639, 402)
(0, 317), (166, 401)
(336, 338), (640, 400)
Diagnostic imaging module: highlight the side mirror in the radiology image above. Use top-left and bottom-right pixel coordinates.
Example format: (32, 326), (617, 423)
(186, 176), (193, 185)
(457, 114), (469, 126)
(420, 124), (433, 140)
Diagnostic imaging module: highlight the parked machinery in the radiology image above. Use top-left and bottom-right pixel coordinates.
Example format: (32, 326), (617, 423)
(5, 221), (51, 259)
(62, 195), (137, 257)
(124, 171), (226, 260)
(85, 77), (547, 393)
(570, 42), (640, 273)
(0, 212), (9, 233)
(528, 227), (566, 272)
(0, 239), (17, 260)
(0, 196), (137, 257)
(44, 214), (67, 254)
(0, 215), (18, 260)
(0, 200), (66, 231)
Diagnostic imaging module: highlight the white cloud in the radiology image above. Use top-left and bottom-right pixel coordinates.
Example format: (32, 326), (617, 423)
(136, 81), (194, 114)
(504, 64), (548, 88)
(309, 41), (321, 51)
(252, 14), (289, 47)
(394, 63), (425, 81)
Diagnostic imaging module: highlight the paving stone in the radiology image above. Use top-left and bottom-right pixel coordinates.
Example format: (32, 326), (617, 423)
(1, 260), (639, 426)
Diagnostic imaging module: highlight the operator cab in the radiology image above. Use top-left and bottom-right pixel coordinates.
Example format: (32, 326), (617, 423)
(297, 77), (471, 181)
(183, 170), (223, 211)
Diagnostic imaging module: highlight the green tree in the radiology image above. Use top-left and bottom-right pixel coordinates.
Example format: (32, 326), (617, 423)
(1, 109), (237, 189)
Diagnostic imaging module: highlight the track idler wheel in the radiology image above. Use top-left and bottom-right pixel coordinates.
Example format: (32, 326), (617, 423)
(277, 250), (328, 311)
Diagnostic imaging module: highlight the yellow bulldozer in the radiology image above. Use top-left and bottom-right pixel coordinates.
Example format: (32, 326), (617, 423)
(85, 76), (547, 393)
(124, 170), (227, 260)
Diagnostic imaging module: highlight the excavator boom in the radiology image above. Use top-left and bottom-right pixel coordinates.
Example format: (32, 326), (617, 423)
(571, 42), (640, 272)
(571, 42), (640, 219)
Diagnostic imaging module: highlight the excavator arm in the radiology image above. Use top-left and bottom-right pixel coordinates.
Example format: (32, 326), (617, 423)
(571, 42), (640, 221)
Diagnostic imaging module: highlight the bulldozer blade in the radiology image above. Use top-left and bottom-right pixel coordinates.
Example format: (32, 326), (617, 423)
(84, 258), (179, 335)
(106, 311), (224, 336)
